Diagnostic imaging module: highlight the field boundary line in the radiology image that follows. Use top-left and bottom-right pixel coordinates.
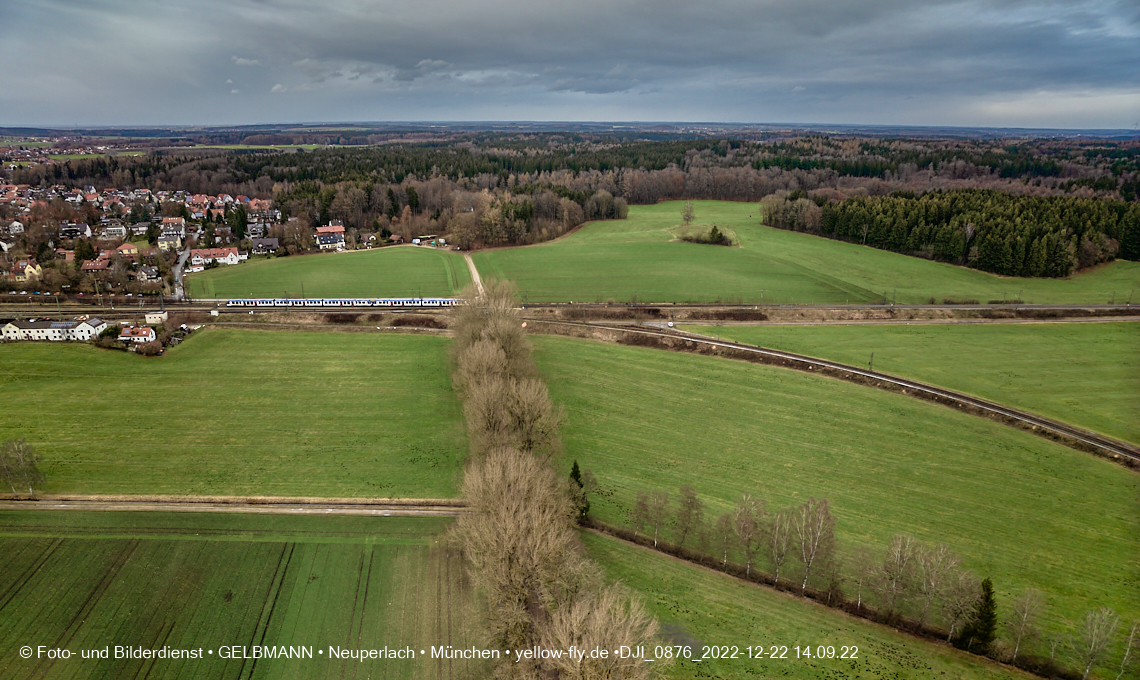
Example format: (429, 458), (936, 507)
(0, 496), (468, 517)
(534, 319), (1140, 467)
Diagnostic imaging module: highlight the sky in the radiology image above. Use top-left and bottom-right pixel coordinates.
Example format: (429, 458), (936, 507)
(1, 0), (1138, 129)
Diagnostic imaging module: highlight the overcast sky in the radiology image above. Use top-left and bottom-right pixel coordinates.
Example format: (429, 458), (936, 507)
(1, 0), (1137, 129)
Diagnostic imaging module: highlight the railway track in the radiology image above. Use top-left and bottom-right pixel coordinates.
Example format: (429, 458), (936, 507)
(543, 319), (1140, 465)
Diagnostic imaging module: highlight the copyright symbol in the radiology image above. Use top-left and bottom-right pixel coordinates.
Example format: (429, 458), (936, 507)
(20, 646), (32, 659)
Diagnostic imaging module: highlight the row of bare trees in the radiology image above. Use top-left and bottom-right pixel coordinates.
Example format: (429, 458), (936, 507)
(449, 280), (661, 680)
(619, 486), (1137, 679)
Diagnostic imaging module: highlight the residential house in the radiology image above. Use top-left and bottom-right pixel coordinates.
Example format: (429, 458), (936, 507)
(116, 243), (139, 257)
(117, 326), (156, 343)
(2, 317), (107, 342)
(129, 222), (150, 237)
(10, 260), (42, 283)
(250, 237), (279, 255)
(101, 223), (127, 239)
(161, 217), (187, 237)
(157, 235), (182, 252)
(316, 220), (345, 235)
(6, 220), (24, 235)
(81, 259), (110, 273)
(316, 233), (346, 251)
(59, 222), (92, 239)
(189, 247), (246, 266)
(133, 265), (160, 282)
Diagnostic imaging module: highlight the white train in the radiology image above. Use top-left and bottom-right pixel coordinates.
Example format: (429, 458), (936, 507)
(224, 298), (461, 308)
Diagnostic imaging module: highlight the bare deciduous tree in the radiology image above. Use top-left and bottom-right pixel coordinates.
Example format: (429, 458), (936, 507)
(1007, 588), (1044, 663)
(631, 493), (650, 539)
(879, 534), (918, 617)
(732, 494), (765, 578)
(765, 507), (793, 585)
(541, 584), (662, 680)
(941, 569), (981, 643)
(1117, 621), (1138, 680)
(673, 485), (704, 548)
(794, 497), (834, 593)
(715, 512), (734, 569)
(848, 545), (876, 611)
(1070, 608), (1119, 680)
(647, 490), (670, 548)
(681, 201), (695, 225)
(917, 543), (959, 627)
(1, 439), (44, 497)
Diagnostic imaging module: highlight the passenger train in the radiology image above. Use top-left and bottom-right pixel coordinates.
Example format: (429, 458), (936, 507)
(223, 298), (461, 308)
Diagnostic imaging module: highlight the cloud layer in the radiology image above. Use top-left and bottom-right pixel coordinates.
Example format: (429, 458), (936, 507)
(1, 0), (1137, 127)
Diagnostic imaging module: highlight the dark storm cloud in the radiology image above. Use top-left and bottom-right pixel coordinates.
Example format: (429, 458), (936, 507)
(0, 0), (1136, 126)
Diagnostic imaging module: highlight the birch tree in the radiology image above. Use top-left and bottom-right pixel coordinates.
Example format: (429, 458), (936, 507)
(794, 497), (835, 593)
(673, 485), (704, 548)
(765, 507), (793, 585)
(880, 534), (918, 616)
(647, 490), (670, 548)
(1070, 608), (1118, 680)
(732, 495), (765, 578)
(917, 543), (959, 627)
(1006, 589), (1044, 663)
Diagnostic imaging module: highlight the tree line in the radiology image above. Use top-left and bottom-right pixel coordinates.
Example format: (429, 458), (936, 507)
(448, 281), (661, 679)
(762, 189), (1140, 277)
(605, 485), (1137, 680)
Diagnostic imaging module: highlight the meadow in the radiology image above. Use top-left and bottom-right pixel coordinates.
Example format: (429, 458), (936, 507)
(682, 321), (1140, 445)
(0, 328), (465, 497)
(584, 532), (1025, 680)
(186, 246), (471, 300)
(472, 201), (1140, 304)
(0, 511), (487, 680)
(533, 335), (1140, 631)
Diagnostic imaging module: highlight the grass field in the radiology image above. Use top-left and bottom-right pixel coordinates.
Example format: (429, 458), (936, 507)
(472, 201), (1140, 304)
(682, 321), (1140, 445)
(533, 335), (1140, 632)
(584, 532), (1025, 679)
(186, 246), (471, 300)
(0, 511), (487, 680)
(0, 328), (465, 497)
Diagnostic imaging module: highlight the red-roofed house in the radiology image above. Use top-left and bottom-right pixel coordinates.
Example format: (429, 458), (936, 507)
(118, 326), (156, 343)
(190, 247), (246, 266)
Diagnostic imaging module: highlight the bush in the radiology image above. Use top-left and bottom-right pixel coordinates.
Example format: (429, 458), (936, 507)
(324, 313), (361, 324)
(136, 340), (163, 356)
(391, 315), (445, 329)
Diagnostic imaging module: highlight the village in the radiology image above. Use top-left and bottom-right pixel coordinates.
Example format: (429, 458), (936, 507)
(0, 180), (439, 301)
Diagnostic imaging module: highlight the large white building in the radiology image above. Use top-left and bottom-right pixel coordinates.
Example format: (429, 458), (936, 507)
(2, 318), (108, 342)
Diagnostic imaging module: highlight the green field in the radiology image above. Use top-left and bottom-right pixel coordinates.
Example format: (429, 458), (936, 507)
(0, 511), (487, 680)
(187, 246), (471, 300)
(584, 532), (1023, 679)
(0, 328), (464, 497)
(533, 335), (1140, 631)
(682, 321), (1140, 445)
(472, 201), (1140, 304)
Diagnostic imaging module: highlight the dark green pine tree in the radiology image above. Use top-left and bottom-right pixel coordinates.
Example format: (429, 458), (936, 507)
(956, 577), (998, 653)
(569, 460), (589, 523)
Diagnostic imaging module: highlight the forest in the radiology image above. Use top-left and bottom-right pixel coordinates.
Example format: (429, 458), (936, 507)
(762, 189), (1140, 277)
(4, 133), (1139, 261)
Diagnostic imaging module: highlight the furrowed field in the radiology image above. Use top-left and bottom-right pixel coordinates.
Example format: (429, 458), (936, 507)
(682, 321), (1140, 445)
(0, 512), (486, 680)
(584, 532), (1024, 680)
(473, 201), (1140, 304)
(0, 328), (464, 497)
(186, 246), (471, 299)
(533, 335), (1140, 633)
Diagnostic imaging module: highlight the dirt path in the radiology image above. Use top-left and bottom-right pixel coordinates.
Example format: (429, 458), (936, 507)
(0, 495), (467, 517)
(463, 252), (484, 295)
(662, 315), (1140, 328)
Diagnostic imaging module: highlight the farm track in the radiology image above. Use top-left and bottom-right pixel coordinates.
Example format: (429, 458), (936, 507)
(541, 319), (1140, 466)
(0, 495), (467, 516)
